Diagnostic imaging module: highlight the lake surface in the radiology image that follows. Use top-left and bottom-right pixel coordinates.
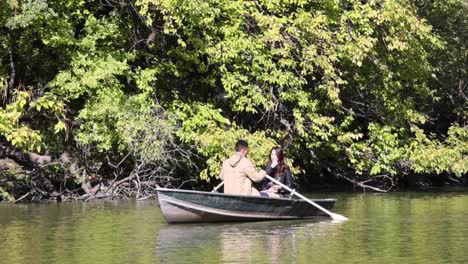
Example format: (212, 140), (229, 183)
(1, 191), (467, 264)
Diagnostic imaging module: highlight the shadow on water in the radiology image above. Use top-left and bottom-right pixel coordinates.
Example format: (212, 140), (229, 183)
(155, 219), (342, 264)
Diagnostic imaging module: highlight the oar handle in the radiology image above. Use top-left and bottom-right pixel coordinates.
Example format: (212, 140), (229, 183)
(265, 175), (348, 221)
(212, 181), (224, 193)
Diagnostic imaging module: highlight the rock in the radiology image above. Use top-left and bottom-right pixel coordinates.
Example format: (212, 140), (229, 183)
(0, 158), (22, 170)
(27, 153), (52, 165)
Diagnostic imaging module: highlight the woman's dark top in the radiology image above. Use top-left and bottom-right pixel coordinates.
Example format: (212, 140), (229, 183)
(261, 164), (294, 197)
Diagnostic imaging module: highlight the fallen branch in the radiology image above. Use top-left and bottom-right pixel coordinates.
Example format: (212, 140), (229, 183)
(339, 174), (389, 192)
(177, 179), (197, 189)
(107, 175), (134, 193)
(85, 193), (121, 202)
(13, 191), (30, 203)
(137, 194), (156, 201)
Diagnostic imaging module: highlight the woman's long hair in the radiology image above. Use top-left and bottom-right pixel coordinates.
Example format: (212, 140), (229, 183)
(267, 146), (288, 177)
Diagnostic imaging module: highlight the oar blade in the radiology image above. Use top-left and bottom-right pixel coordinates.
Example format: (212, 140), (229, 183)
(330, 212), (348, 222)
(264, 174), (349, 221)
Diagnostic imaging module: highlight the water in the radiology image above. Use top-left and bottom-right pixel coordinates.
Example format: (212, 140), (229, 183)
(1, 191), (467, 264)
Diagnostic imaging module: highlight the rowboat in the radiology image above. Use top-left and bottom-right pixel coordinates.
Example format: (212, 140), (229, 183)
(156, 187), (336, 223)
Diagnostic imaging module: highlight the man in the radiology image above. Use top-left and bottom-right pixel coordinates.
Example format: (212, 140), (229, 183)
(219, 140), (266, 196)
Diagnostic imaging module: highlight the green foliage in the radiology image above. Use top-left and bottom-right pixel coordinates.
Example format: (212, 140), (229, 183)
(408, 125), (468, 177)
(346, 123), (404, 176)
(135, 0), (452, 182)
(47, 8), (134, 152)
(120, 107), (175, 165)
(170, 100), (279, 180)
(0, 91), (43, 153)
(5, 0), (56, 29)
(412, 0), (467, 124)
(0, 90), (66, 153)
(346, 123), (468, 178)
(0, 0), (466, 194)
(0, 159), (29, 202)
(0, 186), (14, 202)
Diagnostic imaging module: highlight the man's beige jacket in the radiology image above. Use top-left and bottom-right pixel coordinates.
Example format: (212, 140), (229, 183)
(219, 154), (266, 196)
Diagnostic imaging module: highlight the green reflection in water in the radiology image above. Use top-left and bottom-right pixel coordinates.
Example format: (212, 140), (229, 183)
(0, 200), (161, 264)
(0, 192), (467, 264)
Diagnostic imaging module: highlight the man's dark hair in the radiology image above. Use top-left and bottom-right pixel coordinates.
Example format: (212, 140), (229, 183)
(235, 140), (249, 152)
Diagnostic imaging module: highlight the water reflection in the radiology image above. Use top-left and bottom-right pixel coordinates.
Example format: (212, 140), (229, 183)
(1, 192), (468, 264)
(156, 219), (340, 264)
(0, 200), (161, 264)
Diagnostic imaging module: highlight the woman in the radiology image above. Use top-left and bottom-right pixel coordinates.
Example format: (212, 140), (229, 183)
(259, 146), (293, 198)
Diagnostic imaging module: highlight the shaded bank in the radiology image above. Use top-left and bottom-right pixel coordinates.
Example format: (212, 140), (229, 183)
(1, 152), (467, 203)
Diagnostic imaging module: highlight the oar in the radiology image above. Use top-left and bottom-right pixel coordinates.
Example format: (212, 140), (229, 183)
(211, 181), (224, 193)
(265, 175), (348, 222)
